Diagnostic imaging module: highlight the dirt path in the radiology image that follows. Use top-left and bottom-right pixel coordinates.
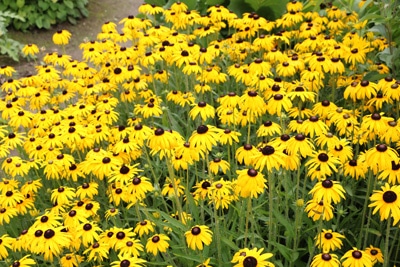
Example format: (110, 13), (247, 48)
(4, 0), (142, 76)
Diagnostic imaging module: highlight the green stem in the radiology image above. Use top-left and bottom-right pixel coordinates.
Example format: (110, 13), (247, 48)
(363, 176), (377, 248)
(166, 158), (185, 224)
(383, 217), (391, 267)
(213, 201), (223, 266)
(306, 212), (324, 267)
(268, 172), (275, 251)
(358, 170), (373, 248)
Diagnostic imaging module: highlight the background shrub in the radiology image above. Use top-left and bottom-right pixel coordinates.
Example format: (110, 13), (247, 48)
(0, 10), (24, 61)
(0, 0), (89, 31)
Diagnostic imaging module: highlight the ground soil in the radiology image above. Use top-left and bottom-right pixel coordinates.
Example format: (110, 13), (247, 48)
(2, 0), (142, 77)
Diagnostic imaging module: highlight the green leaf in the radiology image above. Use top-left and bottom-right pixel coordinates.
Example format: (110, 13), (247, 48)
(38, 0), (49, 10)
(144, 0), (167, 6)
(42, 17), (51, 29)
(228, 0), (253, 16)
(56, 10), (66, 20)
(272, 208), (295, 238)
(365, 228), (382, 237)
(67, 16), (77, 24)
(172, 252), (202, 263)
(64, 0), (74, 9)
(246, 0), (289, 20)
(273, 242), (295, 262)
(221, 236), (240, 251)
(205, 0), (225, 5)
(16, 0), (24, 8)
(35, 16), (43, 28)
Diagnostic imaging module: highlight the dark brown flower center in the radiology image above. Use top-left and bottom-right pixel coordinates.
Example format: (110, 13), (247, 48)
(322, 179), (333, 188)
(117, 231), (125, 239)
(44, 229), (55, 239)
(247, 168), (258, 177)
(321, 253), (331, 261)
(120, 259), (130, 267)
(197, 125), (208, 134)
(318, 153), (329, 162)
(376, 144), (387, 152)
(243, 256), (258, 267)
(262, 145), (275, 155)
(383, 190), (397, 203)
(152, 235), (160, 243)
(324, 233), (333, 239)
(191, 226), (201, 235)
(352, 250), (362, 259)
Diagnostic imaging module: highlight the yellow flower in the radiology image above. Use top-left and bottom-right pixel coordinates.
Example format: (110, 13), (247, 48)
(22, 44), (40, 57)
(146, 234), (170, 256)
(369, 183), (400, 225)
(185, 225), (213, 250)
(315, 229), (345, 253)
(341, 248), (372, 267)
(52, 30), (72, 45)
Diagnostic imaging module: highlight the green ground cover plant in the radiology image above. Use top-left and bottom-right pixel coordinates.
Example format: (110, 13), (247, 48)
(0, 1), (399, 267)
(0, 0), (89, 31)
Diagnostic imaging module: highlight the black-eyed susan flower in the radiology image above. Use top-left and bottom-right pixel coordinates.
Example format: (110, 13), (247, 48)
(189, 125), (221, 152)
(8, 254), (36, 267)
(134, 220), (155, 237)
(185, 225), (213, 250)
(0, 234), (13, 259)
(76, 182), (99, 200)
(315, 229), (345, 252)
(311, 253), (340, 267)
(111, 256), (146, 267)
(235, 168), (266, 198)
(256, 121), (282, 138)
(0, 65), (15, 77)
(60, 253), (83, 267)
(343, 157), (367, 180)
(83, 242), (110, 262)
(305, 199), (334, 221)
(306, 151), (341, 178)
(189, 101), (215, 121)
(286, 133), (315, 158)
(161, 177), (184, 198)
(209, 158), (230, 175)
(365, 144), (399, 174)
(341, 248), (372, 267)
(236, 144), (258, 166)
(22, 43), (40, 57)
(0, 206), (18, 225)
(309, 179), (346, 204)
(51, 186), (76, 206)
(364, 245), (384, 265)
(253, 144), (286, 172)
(369, 183), (400, 225)
(31, 227), (71, 261)
(146, 234), (170, 256)
(266, 93), (293, 117)
(52, 30), (71, 45)
(77, 221), (103, 247)
(193, 180), (212, 201)
(239, 90), (267, 118)
(231, 247), (274, 267)
(147, 127), (180, 159)
(302, 116), (329, 138)
(115, 237), (144, 258)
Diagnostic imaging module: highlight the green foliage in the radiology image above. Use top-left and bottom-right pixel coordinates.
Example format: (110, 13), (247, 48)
(145, 0), (289, 19)
(0, 10), (24, 61)
(0, 0), (89, 31)
(312, 0), (400, 78)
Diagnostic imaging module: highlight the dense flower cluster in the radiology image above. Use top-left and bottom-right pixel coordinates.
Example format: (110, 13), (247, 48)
(0, 0), (399, 266)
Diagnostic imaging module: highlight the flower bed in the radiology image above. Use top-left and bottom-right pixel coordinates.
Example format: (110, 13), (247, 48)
(0, 1), (399, 267)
